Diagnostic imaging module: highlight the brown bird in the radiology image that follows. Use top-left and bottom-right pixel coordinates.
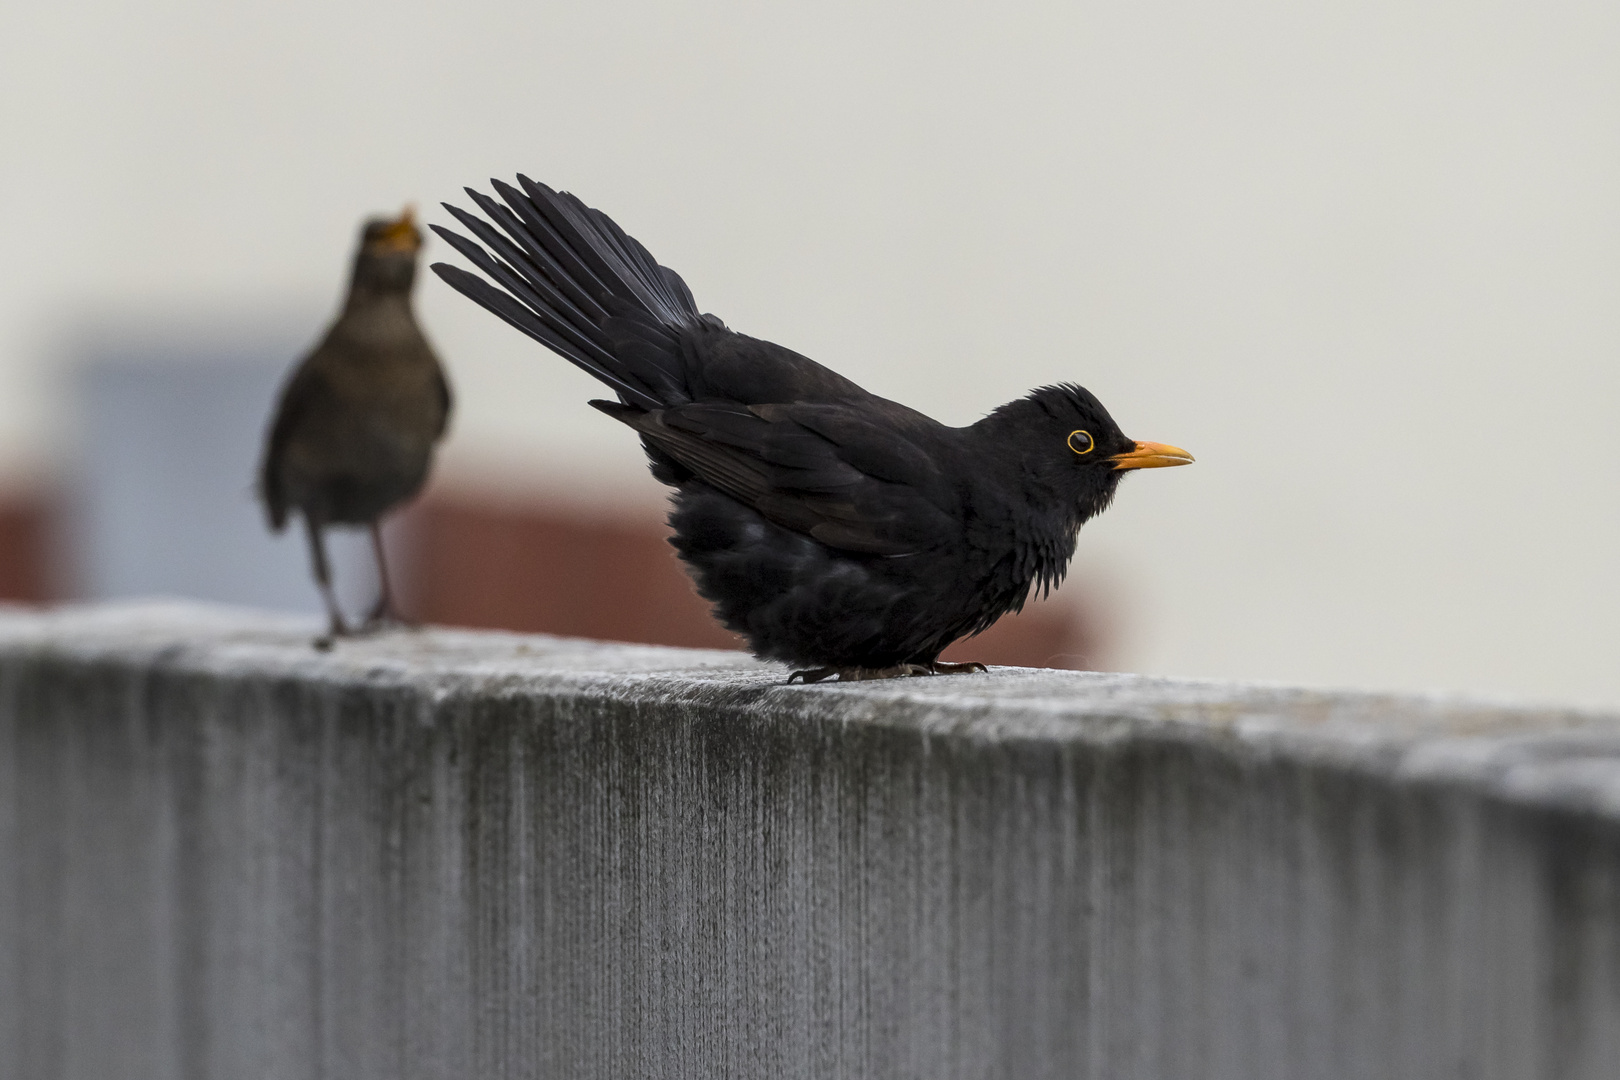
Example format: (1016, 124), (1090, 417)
(259, 207), (452, 643)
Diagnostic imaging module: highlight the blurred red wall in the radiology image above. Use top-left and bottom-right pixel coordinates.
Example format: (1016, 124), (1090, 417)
(399, 495), (1112, 670)
(0, 490), (1114, 671)
(0, 494), (57, 604)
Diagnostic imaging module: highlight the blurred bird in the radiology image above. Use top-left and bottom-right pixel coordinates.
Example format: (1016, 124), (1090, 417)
(432, 178), (1189, 681)
(260, 208), (452, 644)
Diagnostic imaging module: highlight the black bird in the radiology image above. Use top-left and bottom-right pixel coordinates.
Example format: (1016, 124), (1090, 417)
(260, 208), (452, 643)
(431, 178), (1190, 681)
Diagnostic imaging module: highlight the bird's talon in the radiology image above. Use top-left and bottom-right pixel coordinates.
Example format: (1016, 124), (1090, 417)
(930, 661), (988, 675)
(360, 614), (412, 635)
(788, 663), (943, 683)
(316, 614), (353, 650)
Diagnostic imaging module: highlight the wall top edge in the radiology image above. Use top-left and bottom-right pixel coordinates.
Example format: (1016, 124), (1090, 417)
(4, 600), (1619, 816)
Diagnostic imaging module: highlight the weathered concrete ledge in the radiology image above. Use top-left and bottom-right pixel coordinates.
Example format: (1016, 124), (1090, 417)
(2, 602), (1619, 1079)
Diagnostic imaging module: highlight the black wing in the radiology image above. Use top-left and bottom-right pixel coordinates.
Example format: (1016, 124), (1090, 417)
(258, 357), (330, 530)
(595, 399), (956, 556)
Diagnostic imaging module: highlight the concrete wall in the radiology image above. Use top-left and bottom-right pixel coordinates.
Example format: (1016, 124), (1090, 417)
(2, 602), (1619, 1079)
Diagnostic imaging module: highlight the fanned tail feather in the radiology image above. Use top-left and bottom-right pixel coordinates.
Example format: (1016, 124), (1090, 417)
(431, 176), (706, 411)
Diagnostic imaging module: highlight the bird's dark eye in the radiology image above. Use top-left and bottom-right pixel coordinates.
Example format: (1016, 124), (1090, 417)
(1068, 430), (1094, 455)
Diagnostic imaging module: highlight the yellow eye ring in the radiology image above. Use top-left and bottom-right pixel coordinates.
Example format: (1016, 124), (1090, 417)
(1068, 429), (1094, 455)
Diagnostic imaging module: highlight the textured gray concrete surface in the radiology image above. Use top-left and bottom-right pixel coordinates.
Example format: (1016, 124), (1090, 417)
(2, 603), (1619, 1079)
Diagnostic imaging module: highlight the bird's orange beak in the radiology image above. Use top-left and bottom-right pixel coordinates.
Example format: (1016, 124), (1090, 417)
(377, 206), (421, 252)
(1110, 440), (1195, 470)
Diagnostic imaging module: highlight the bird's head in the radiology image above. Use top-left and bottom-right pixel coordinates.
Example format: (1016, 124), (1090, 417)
(981, 383), (1193, 523)
(352, 206), (422, 292)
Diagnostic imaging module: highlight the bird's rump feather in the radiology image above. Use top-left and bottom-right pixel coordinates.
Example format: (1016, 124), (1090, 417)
(591, 398), (952, 556)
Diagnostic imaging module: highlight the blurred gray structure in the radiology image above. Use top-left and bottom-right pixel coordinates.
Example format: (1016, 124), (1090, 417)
(3, 603), (1619, 1079)
(72, 340), (370, 612)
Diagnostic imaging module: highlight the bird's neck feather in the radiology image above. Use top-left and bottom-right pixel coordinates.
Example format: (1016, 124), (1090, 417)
(344, 284), (413, 315)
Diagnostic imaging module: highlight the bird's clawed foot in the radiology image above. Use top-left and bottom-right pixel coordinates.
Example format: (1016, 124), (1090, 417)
(787, 660), (990, 683)
(789, 663), (931, 683)
(313, 614), (351, 651)
(312, 609), (417, 650)
(928, 661), (988, 675)
(360, 606), (415, 634)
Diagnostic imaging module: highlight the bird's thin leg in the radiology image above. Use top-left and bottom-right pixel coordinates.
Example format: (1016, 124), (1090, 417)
(928, 661), (988, 675)
(304, 515), (349, 647)
(364, 521), (403, 629)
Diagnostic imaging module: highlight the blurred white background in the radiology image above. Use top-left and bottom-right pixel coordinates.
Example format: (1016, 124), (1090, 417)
(1, 0), (1616, 703)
